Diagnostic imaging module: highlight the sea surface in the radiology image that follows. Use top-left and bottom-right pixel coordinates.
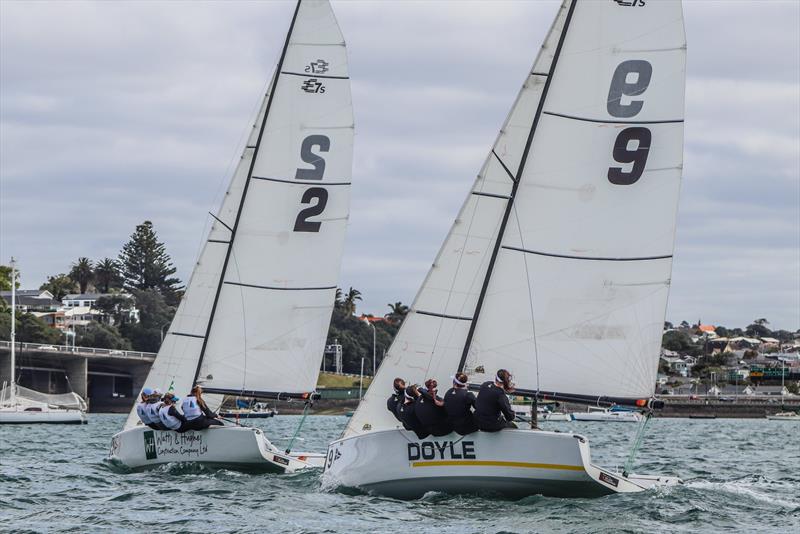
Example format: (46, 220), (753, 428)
(1, 415), (798, 533)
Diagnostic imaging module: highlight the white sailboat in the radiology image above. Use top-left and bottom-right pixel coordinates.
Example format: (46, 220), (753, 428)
(1, 258), (88, 425)
(323, 0), (685, 498)
(108, 0), (353, 472)
(570, 406), (642, 423)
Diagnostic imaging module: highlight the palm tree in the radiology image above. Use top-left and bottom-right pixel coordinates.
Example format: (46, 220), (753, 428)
(343, 287), (362, 316)
(334, 287), (344, 309)
(385, 301), (409, 324)
(94, 258), (121, 293)
(70, 257), (94, 294)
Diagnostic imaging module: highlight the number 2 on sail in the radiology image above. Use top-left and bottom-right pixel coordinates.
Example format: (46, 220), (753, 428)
(294, 135), (330, 232)
(607, 60), (652, 185)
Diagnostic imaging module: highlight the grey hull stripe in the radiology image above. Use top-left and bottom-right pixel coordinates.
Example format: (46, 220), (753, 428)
(543, 111), (684, 125)
(415, 310), (473, 321)
(281, 71), (349, 80)
(502, 245), (672, 262)
(224, 281), (337, 291)
(252, 176), (351, 186)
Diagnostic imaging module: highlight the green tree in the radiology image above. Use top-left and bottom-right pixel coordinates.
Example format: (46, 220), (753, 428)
(40, 274), (77, 301)
(94, 258), (122, 293)
(94, 294), (136, 327)
(0, 309), (62, 344)
(715, 325), (730, 337)
(118, 221), (182, 303)
(385, 301), (409, 324)
(120, 289), (175, 352)
(746, 318), (772, 338)
(69, 257), (94, 294)
(342, 287), (362, 316)
(76, 322), (131, 350)
(0, 264), (20, 291)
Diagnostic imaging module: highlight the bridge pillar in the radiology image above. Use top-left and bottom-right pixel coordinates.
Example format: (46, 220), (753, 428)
(64, 358), (88, 405)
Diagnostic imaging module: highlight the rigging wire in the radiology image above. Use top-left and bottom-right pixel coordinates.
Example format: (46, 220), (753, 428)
(623, 410), (653, 477)
(285, 401), (312, 454)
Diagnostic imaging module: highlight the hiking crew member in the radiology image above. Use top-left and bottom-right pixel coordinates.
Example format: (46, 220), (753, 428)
(181, 385), (224, 431)
(144, 389), (168, 430)
(398, 385), (429, 440)
(158, 393), (190, 433)
(474, 369), (517, 432)
(444, 372), (479, 435)
(135, 387), (154, 426)
(387, 378), (406, 423)
(415, 379), (453, 436)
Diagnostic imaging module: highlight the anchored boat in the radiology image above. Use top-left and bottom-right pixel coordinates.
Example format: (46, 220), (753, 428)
(1, 258), (87, 425)
(324, 0), (686, 498)
(108, 0), (353, 472)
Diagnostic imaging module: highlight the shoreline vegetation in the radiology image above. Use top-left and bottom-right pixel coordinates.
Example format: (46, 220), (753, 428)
(2, 220), (799, 410)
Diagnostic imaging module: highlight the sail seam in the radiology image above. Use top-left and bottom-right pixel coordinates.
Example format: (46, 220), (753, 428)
(170, 332), (206, 339)
(223, 281), (336, 291)
(192, 0), (303, 384)
(208, 212), (233, 232)
(502, 246), (672, 262)
(531, 72), (549, 76)
(415, 310), (473, 321)
(208, 239), (230, 244)
(543, 111), (683, 125)
(491, 150), (517, 183)
(280, 71), (349, 80)
(471, 191), (511, 200)
(458, 0), (578, 372)
(252, 175), (351, 186)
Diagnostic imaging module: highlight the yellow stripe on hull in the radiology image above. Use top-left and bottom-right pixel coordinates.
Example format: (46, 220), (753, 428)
(411, 460), (584, 471)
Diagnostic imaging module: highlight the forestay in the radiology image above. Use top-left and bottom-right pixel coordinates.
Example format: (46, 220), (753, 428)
(345, 0), (684, 438)
(125, 0), (352, 429)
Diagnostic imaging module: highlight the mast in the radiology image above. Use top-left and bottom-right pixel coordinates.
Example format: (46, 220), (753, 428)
(457, 0), (577, 373)
(192, 0), (303, 385)
(9, 257), (16, 402)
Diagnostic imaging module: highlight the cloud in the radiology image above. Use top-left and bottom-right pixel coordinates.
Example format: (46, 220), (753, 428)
(1, 0), (798, 331)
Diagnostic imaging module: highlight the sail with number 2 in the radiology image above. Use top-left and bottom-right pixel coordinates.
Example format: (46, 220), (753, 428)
(326, 0), (685, 498)
(112, 0), (351, 473)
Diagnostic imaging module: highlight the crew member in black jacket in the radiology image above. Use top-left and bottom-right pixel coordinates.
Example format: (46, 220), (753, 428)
(474, 369), (517, 432)
(443, 372), (479, 435)
(397, 385), (429, 439)
(415, 379), (453, 436)
(386, 377), (405, 422)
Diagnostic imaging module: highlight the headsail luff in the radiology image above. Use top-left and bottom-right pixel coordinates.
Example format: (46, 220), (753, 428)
(344, 0), (685, 438)
(125, 0), (353, 429)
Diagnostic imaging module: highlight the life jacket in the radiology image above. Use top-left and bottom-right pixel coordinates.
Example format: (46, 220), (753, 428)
(181, 396), (203, 420)
(159, 405), (183, 430)
(145, 402), (162, 423)
(135, 401), (150, 424)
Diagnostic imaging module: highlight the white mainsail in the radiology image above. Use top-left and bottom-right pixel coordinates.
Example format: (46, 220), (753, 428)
(345, 0), (685, 438)
(125, 0), (352, 429)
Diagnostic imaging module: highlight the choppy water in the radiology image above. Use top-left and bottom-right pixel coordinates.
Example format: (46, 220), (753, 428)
(1, 415), (798, 533)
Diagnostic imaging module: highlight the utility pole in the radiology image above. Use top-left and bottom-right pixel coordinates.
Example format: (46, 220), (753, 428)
(9, 258), (16, 403)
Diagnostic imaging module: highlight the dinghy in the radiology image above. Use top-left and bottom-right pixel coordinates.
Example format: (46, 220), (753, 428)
(108, 0), (353, 472)
(323, 0), (685, 498)
(1, 259), (87, 425)
(570, 407), (642, 423)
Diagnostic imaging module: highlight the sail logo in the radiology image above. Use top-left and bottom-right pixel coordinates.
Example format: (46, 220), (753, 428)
(407, 440), (476, 461)
(305, 59), (329, 74)
(613, 0), (646, 6)
(143, 430), (158, 460)
(301, 79), (326, 94)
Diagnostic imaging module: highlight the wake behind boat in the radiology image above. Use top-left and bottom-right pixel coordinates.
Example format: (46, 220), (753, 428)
(324, 0), (686, 498)
(108, 0), (353, 473)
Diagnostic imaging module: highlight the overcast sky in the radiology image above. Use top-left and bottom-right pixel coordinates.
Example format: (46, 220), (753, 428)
(1, 0), (798, 331)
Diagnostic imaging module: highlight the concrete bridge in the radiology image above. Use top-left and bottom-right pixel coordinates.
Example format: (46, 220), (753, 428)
(0, 341), (156, 412)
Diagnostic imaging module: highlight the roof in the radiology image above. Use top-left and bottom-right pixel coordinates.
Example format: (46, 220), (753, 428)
(0, 294), (58, 308)
(63, 292), (132, 301)
(760, 337), (780, 343)
(698, 324), (716, 333)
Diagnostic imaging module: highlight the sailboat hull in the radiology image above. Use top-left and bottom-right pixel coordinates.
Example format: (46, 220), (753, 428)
(108, 425), (325, 473)
(0, 407), (86, 424)
(322, 428), (680, 499)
